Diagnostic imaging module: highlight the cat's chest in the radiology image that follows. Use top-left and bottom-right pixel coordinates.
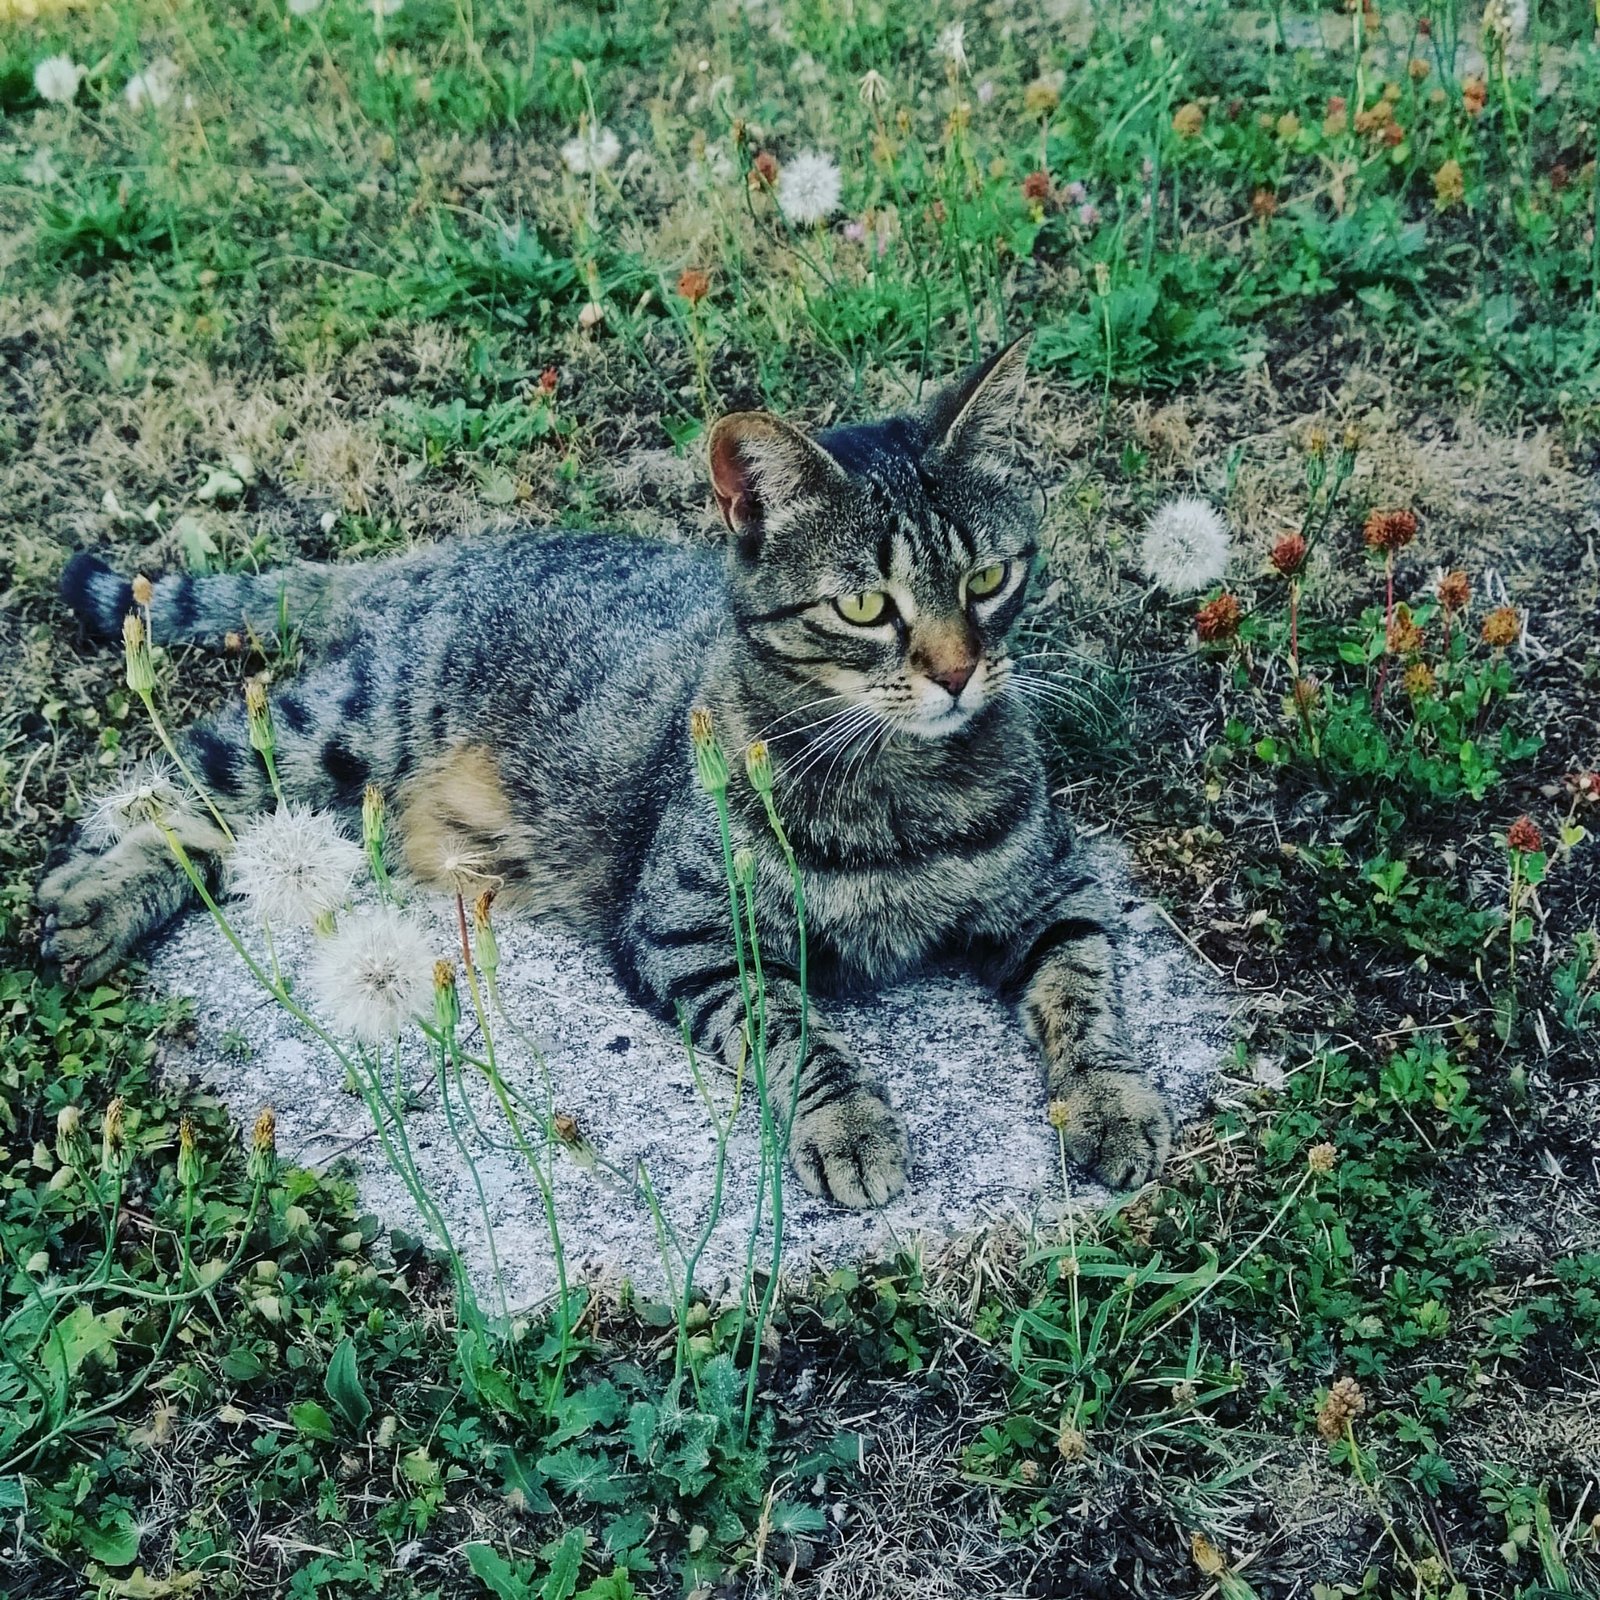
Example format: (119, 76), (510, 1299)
(794, 829), (1038, 986)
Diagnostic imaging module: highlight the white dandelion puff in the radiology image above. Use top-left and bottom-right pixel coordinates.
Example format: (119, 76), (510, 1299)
(561, 125), (621, 175)
(33, 55), (84, 105)
(228, 806), (364, 928)
(934, 22), (968, 72)
(307, 905), (435, 1045)
(776, 150), (841, 225)
(83, 758), (198, 848)
(288, 0), (323, 15)
(124, 57), (179, 112)
(24, 146), (64, 186)
(1140, 496), (1231, 595)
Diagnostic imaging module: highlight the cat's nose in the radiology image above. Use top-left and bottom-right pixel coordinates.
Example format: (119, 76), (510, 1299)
(931, 660), (975, 697)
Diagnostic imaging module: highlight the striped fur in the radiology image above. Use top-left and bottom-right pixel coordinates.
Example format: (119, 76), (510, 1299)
(40, 341), (1172, 1204)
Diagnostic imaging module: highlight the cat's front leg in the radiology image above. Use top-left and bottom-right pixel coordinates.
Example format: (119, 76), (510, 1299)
(996, 858), (1172, 1189)
(622, 862), (908, 1208)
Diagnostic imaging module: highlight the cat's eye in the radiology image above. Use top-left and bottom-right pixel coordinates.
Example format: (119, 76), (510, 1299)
(966, 563), (1008, 599)
(835, 590), (890, 625)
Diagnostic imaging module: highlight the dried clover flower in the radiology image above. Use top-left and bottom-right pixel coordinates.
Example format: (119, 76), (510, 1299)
(1403, 662), (1436, 698)
(1172, 101), (1205, 139)
(1316, 1376), (1365, 1441)
(1363, 508), (1418, 553)
(1307, 1142), (1338, 1175)
(1195, 593), (1242, 643)
(1269, 532), (1307, 577)
(1437, 570), (1470, 612)
(677, 268), (711, 304)
(1507, 816), (1543, 854)
(1387, 604), (1425, 656)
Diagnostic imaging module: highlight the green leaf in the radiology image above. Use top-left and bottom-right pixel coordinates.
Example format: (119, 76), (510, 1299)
(540, 1528), (586, 1600)
(574, 1573), (637, 1600)
(0, 1477), (25, 1510)
(221, 1347), (264, 1382)
(325, 1336), (371, 1435)
(538, 1445), (631, 1505)
(289, 1400), (335, 1442)
(79, 1506), (140, 1566)
(465, 1542), (535, 1600)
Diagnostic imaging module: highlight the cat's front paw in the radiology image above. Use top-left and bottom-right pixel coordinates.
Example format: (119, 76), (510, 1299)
(38, 840), (166, 984)
(790, 1086), (908, 1209)
(1052, 1070), (1172, 1190)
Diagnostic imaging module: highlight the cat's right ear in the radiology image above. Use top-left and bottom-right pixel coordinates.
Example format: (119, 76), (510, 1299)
(708, 413), (846, 551)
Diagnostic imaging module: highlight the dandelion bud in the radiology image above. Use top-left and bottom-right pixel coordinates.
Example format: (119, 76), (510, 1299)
(690, 707), (729, 794)
(431, 959), (458, 1031)
(1056, 1424), (1087, 1462)
(732, 846), (756, 887)
(1190, 1532), (1226, 1578)
(1481, 606), (1520, 648)
(247, 1106), (277, 1185)
(101, 1096), (133, 1180)
(1506, 816), (1543, 855)
(1307, 1141), (1337, 1175)
(553, 1112), (581, 1146)
(245, 675), (276, 758)
(744, 740), (774, 796)
(858, 69), (889, 109)
(56, 1105), (92, 1171)
(177, 1115), (202, 1191)
(1340, 424), (1361, 455)
(472, 888), (499, 981)
(131, 573), (154, 608)
(1315, 1376), (1365, 1442)
(123, 611), (155, 696)
(1268, 533), (1307, 578)
(1194, 593), (1242, 643)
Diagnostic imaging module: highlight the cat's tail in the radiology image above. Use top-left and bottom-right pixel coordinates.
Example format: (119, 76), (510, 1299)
(60, 551), (357, 648)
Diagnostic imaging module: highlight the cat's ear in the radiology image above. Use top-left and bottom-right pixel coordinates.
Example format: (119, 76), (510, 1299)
(707, 412), (847, 544)
(924, 333), (1033, 473)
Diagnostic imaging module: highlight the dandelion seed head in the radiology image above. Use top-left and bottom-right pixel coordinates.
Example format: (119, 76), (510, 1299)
(84, 757), (197, 848)
(124, 57), (178, 112)
(934, 22), (967, 72)
(561, 124), (621, 174)
(1141, 496), (1231, 594)
(228, 806), (364, 927)
(308, 904), (435, 1045)
(775, 150), (841, 225)
(33, 54), (83, 105)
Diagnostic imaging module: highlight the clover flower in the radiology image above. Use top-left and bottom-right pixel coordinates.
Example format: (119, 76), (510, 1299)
(1387, 604), (1425, 656)
(1437, 570), (1471, 613)
(1021, 170), (1050, 203)
(1434, 159), (1465, 207)
(677, 268), (711, 305)
(307, 904), (435, 1044)
(1172, 101), (1205, 138)
(1481, 606), (1521, 647)
(775, 150), (842, 224)
(561, 124), (621, 175)
(33, 54), (83, 104)
(228, 806), (364, 927)
(1403, 661), (1436, 698)
(1307, 1142), (1338, 1175)
(1291, 677), (1322, 715)
(1507, 815), (1543, 854)
(1141, 496), (1231, 594)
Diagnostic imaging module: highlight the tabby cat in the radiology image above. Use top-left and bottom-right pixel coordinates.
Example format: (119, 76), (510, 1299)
(40, 340), (1172, 1206)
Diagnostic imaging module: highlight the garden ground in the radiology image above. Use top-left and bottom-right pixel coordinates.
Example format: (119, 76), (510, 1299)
(2, 1), (1599, 1596)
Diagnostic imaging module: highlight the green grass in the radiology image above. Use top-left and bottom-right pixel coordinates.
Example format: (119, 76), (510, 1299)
(3, 1), (1600, 1596)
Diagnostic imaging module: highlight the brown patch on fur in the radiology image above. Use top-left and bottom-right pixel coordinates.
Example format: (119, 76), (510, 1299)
(398, 744), (604, 926)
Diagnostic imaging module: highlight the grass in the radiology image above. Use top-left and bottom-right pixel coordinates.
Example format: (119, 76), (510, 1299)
(2, 0), (1600, 1596)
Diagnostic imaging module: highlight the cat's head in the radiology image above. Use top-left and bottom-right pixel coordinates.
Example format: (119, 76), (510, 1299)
(707, 338), (1036, 741)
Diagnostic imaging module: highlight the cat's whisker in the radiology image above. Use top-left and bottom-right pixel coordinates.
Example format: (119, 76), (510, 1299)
(783, 706), (880, 788)
(755, 692), (855, 742)
(815, 709), (884, 794)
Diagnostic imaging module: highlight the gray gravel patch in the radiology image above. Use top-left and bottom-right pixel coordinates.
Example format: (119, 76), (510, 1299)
(148, 837), (1237, 1314)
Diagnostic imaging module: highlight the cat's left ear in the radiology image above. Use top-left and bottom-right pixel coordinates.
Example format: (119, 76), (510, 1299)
(924, 333), (1033, 473)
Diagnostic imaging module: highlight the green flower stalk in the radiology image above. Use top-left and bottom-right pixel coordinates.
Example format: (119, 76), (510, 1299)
(246, 1107), (277, 1186)
(245, 676), (285, 807)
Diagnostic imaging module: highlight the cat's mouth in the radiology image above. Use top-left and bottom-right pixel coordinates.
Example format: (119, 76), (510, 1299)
(893, 664), (991, 739)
